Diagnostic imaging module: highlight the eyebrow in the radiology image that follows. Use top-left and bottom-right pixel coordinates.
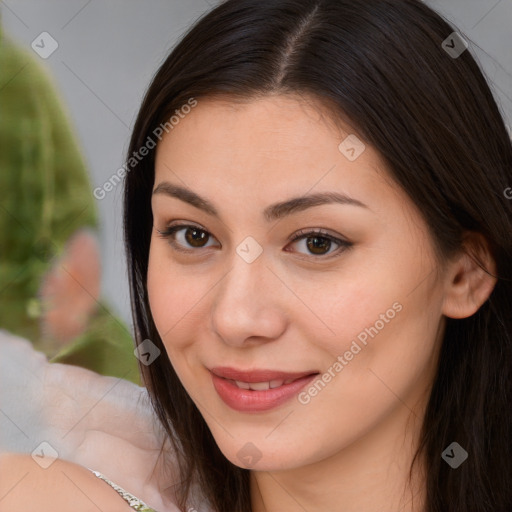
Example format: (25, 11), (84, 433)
(152, 181), (370, 222)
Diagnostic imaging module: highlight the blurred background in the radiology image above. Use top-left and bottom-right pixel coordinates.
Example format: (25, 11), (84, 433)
(0, 0), (510, 379)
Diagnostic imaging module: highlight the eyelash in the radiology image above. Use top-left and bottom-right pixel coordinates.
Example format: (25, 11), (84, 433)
(156, 222), (352, 260)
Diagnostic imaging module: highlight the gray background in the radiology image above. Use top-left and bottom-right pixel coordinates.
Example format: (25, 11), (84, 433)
(1, 0), (511, 329)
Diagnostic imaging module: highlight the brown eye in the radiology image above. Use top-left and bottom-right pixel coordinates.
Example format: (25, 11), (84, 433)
(287, 228), (352, 259)
(306, 235), (332, 255)
(184, 226), (210, 247)
(156, 224), (218, 252)
(156, 224), (352, 260)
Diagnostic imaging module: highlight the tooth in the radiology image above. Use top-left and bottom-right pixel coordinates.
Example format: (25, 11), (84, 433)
(248, 381), (270, 391)
(235, 380), (250, 389)
(284, 378), (295, 384)
(269, 379), (284, 388)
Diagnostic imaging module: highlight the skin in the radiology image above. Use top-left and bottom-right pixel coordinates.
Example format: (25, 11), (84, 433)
(0, 452), (133, 511)
(147, 94), (497, 512)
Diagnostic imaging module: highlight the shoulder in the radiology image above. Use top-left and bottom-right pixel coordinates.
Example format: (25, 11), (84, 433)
(0, 452), (134, 512)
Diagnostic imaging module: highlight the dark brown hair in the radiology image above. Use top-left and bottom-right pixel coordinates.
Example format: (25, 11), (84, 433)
(123, 1), (512, 510)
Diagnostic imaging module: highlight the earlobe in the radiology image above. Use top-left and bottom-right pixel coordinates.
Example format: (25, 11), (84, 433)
(441, 232), (498, 319)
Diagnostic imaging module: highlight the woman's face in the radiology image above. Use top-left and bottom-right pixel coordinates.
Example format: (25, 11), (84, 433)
(147, 94), (448, 471)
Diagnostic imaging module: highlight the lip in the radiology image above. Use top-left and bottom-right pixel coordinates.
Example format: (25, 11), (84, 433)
(210, 367), (319, 413)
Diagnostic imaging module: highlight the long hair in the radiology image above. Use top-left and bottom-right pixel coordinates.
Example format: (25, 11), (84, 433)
(123, 1), (512, 510)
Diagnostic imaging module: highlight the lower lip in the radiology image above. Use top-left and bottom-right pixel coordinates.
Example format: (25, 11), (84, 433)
(211, 372), (318, 413)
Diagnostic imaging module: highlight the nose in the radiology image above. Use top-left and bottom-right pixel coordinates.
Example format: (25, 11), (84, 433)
(210, 247), (287, 347)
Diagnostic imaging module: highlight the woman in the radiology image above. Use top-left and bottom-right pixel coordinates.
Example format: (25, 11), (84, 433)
(1, 0), (511, 511)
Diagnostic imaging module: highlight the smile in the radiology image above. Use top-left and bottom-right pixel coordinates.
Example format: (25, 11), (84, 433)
(210, 368), (319, 413)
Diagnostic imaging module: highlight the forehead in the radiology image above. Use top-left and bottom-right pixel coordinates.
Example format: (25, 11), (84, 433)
(157, 93), (353, 153)
(155, 94), (385, 185)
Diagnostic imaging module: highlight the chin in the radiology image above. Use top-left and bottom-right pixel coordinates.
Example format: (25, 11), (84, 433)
(214, 438), (310, 472)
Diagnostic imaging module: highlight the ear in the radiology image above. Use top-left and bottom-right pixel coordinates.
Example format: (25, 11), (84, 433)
(441, 232), (498, 319)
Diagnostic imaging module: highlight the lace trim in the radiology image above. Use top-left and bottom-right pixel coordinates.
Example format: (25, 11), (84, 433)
(88, 468), (158, 512)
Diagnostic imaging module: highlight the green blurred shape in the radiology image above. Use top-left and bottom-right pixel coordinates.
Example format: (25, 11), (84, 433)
(0, 24), (140, 385)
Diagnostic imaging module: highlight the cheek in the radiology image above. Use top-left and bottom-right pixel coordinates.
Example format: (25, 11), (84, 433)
(304, 260), (402, 363)
(316, 282), (442, 426)
(310, 239), (441, 387)
(146, 246), (211, 354)
(147, 246), (178, 339)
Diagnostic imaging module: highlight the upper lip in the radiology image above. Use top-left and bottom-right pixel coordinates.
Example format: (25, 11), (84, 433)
(210, 366), (319, 383)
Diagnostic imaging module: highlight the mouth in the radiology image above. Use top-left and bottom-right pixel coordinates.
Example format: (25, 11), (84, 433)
(209, 367), (320, 412)
(210, 366), (319, 383)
